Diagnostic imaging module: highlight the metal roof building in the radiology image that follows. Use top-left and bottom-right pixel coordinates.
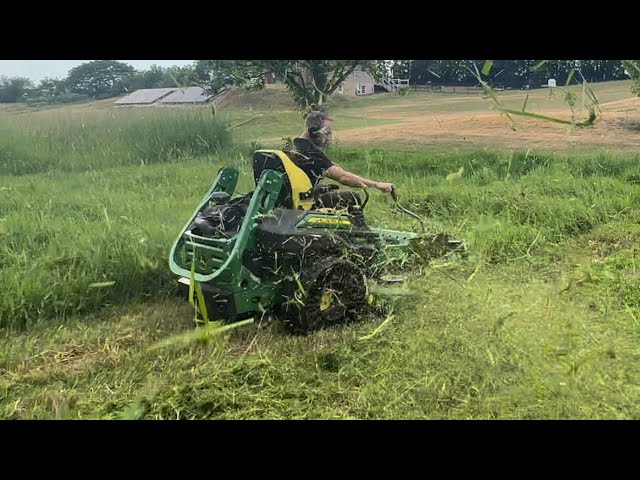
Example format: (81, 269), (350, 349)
(114, 87), (214, 106)
(113, 88), (176, 105)
(157, 87), (214, 104)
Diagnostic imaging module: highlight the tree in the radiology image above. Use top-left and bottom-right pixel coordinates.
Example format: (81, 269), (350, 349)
(36, 77), (68, 97)
(197, 60), (386, 112)
(120, 64), (199, 93)
(390, 60), (413, 79)
(162, 65), (197, 88)
(65, 60), (135, 99)
(622, 60), (640, 96)
(122, 65), (167, 91)
(0, 76), (34, 103)
(193, 60), (233, 95)
(406, 60), (478, 86)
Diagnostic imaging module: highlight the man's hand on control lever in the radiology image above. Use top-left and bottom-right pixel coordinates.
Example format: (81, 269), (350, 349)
(374, 182), (396, 194)
(325, 165), (395, 196)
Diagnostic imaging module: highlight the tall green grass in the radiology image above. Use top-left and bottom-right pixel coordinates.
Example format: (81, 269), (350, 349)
(2, 143), (640, 329)
(330, 148), (640, 262)
(0, 158), (246, 329)
(0, 109), (233, 176)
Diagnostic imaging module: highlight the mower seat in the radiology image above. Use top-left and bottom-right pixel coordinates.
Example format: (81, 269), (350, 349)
(252, 150), (315, 210)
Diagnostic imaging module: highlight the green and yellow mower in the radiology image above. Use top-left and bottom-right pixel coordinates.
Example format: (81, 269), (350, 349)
(169, 150), (464, 333)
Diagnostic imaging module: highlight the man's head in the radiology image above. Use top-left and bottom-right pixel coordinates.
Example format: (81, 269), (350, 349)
(304, 111), (334, 149)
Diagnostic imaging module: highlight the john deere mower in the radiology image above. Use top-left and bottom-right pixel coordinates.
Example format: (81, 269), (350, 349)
(169, 149), (464, 333)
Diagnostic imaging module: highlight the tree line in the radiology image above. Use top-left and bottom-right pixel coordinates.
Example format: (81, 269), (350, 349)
(389, 60), (630, 88)
(1, 60), (638, 111)
(0, 60), (194, 105)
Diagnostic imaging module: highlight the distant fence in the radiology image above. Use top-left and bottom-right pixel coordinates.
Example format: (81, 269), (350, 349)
(410, 85), (484, 94)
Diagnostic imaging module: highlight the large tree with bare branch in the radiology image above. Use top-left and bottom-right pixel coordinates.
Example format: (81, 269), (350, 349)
(195, 60), (386, 113)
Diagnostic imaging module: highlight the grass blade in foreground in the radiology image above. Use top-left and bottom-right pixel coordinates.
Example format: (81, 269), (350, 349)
(147, 319), (254, 352)
(482, 60), (494, 76)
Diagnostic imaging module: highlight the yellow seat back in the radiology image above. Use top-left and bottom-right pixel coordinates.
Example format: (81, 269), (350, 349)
(252, 149), (315, 210)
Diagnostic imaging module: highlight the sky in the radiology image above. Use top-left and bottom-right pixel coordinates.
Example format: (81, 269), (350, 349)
(0, 60), (196, 83)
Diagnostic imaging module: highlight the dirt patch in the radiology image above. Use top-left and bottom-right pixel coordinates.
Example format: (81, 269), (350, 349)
(335, 100), (640, 152)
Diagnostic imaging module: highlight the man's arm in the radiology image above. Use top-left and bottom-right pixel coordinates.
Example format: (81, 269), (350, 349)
(325, 165), (396, 193)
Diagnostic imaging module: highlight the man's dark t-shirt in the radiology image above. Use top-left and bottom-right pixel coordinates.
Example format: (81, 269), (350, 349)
(283, 137), (334, 188)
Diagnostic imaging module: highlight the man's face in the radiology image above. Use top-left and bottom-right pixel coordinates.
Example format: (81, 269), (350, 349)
(312, 119), (333, 148)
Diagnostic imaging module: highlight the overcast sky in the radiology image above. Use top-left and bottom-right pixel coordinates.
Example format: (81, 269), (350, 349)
(0, 60), (196, 83)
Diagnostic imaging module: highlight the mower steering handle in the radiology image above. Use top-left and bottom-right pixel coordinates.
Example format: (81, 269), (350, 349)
(361, 187), (370, 209)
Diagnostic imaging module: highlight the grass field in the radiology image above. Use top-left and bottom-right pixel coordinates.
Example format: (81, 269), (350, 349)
(2, 80), (640, 419)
